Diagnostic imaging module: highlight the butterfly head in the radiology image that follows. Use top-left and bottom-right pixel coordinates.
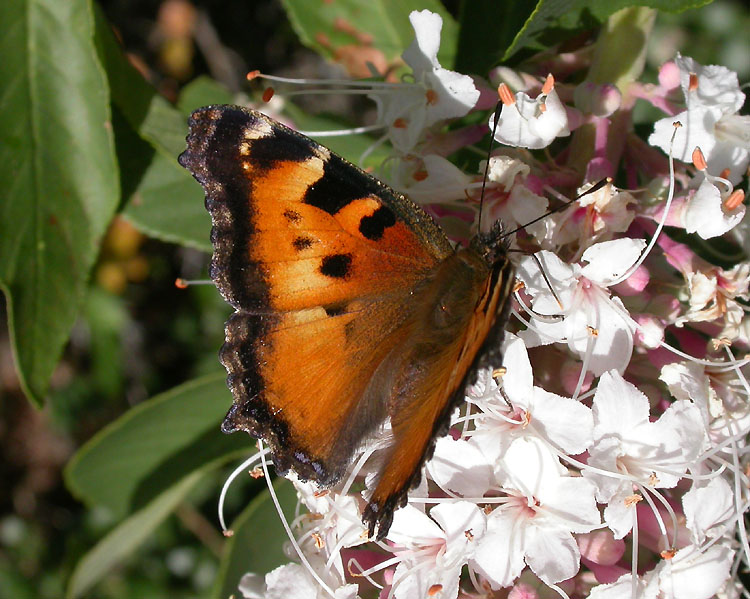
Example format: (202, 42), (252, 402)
(470, 219), (510, 267)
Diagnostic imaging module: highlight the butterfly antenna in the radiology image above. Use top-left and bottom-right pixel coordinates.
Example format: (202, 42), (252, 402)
(500, 177), (610, 240)
(174, 277), (213, 288)
(478, 101), (504, 234)
(530, 252), (564, 310)
(507, 249), (565, 312)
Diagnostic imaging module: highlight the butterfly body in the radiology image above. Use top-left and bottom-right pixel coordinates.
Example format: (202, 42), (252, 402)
(179, 105), (514, 538)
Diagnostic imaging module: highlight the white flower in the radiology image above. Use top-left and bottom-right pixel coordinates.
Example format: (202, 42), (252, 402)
(683, 172), (746, 239)
(471, 437), (600, 588)
(239, 563), (359, 599)
(427, 436), (495, 498)
(587, 571), (659, 599)
(486, 154), (530, 188)
(659, 360), (750, 465)
(657, 543), (734, 599)
(673, 261), (750, 338)
(489, 76), (570, 149)
(293, 478), (368, 552)
(391, 154), (472, 204)
(546, 182), (635, 248)
(682, 475), (735, 545)
(517, 239), (645, 376)
(372, 10), (479, 152)
(660, 361), (722, 425)
(387, 501), (486, 599)
(584, 371), (706, 538)
(648, 54), (750, 184)
(480, 155), (548, 237)
(468, 333), (593, 462)
(588, 542), (734, 599)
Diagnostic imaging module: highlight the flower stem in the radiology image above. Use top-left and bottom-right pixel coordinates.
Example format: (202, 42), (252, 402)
(567, 7), (657, 175)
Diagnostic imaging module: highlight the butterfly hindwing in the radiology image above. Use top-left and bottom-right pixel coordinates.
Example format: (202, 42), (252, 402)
(219, 295), (418, 484)
(362, 246), (514, 537)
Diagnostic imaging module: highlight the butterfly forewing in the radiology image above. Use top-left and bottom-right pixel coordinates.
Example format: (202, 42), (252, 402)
(181, 106), (453, 310)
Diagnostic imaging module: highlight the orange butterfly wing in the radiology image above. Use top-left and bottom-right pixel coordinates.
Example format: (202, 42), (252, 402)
(179, 105), (514, 538)
(362, 252), (514, 536)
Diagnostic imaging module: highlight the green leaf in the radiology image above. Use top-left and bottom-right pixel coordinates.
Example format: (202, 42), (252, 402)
(123, 150), (212, 251)
(84, 287), (129, 399)
(213, 480), (298, 599)
(177, 76), (235, 115)
(67, 470), (204, 599)
(455, 0), (535, 73)
(92, 6), (186, 155)
(0, 0), (120, 404)
(503, 0), (713, 61)
(121, 76), (238, 251)
(0, 569), (37, 599)
(281, 0), (458, 70)
(91, 6), (211, 249)
(65, 373), (250, 518)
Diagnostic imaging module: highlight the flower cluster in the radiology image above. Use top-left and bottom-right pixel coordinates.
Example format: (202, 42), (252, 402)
(237, 9), (750, 599)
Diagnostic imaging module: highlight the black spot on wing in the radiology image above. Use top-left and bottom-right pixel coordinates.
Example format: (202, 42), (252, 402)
(320, 253), (352, 279)
(359, 205), (397, 240)
(323, 303), (347, 317)
(292, 236), (314, 251)
(246, 131), (314, 170)
(284, 209), (301, 223)
(304, 153), (385, 215)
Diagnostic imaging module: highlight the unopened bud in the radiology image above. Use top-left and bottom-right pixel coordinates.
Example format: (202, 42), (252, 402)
(490, 66), (532, 91)
(574, 82), (621, 117)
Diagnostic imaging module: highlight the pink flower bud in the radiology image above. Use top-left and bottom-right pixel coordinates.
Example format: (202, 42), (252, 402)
(574, 81), (622, 117)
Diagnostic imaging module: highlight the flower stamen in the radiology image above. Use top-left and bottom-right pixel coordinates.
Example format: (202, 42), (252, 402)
(542, 73), (555, 95)
(688, 72), (699, 91)
(724, 189), (745, 211)
(498, 83), (516, 106)
(692, 146), (708, 171)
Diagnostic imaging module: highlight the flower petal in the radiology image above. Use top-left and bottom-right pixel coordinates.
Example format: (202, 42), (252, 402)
(471, 511), (527, 589)
(658, 543), (734, 599)
(529, 388), (593, 454)
(402, 9), (442, 72)
(428, 437), (494, 497)
(684, 176), (745, 239)
(580, 238), (646, 285)
(592, 371), (650, 439)
(524, 525), (581, 585)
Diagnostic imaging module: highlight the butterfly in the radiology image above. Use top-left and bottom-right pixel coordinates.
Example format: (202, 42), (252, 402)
(179, 105), (515, 539)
